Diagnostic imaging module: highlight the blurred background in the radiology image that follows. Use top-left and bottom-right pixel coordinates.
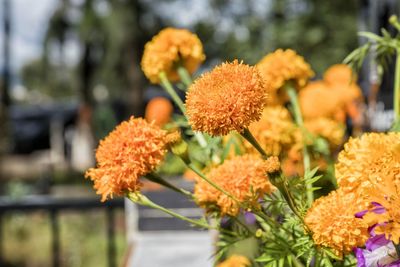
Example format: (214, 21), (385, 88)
(0, 0), (396, 266)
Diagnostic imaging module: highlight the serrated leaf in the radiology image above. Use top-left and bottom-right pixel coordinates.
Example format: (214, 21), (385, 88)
(305, 175), (323, 185)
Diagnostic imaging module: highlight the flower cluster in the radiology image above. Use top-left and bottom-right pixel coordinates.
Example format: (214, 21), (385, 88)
(194, 155), (279, 216)
(86, 25), (400, 266)
(141, 28), (205, 83)
(306, 132), (400, 257)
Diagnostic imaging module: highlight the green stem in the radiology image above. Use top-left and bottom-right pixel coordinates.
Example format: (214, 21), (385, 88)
(159, 72), (186, 114)
(291, 255), (305, 267)
(187, 162), (241, 203)
(177, 66), (193, 88)
(285, 83), (313, 206)
(144, 173), (192, 197)
(159, 71), (208, 148)
(241, 127), (305, 223)
(127, 192), (236, 236)
(241, 128), (268, 159)
(127, 192), (209, 229)
(394, 49), (400, 122)
(322, 257), (334, 267)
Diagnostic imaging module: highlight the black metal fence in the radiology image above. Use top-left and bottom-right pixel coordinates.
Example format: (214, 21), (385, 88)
(0, 196), (124, 267)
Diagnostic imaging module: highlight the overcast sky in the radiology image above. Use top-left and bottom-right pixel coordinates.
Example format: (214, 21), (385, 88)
(0, 0), (57, 74)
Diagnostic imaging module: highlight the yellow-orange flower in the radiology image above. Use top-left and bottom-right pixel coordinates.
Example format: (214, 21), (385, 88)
(141, 28), (205, 83)
(299, 81), (346, 122)
(305, 188), (369, 257)
(304, 117), (345, 148)
(194, 155), (279, 216)
(257, 49), (314, 105)
(217, 255), (251, 267)
(246, 106), (298, 156)
(186, 60), (266, 136)
(324, 64), (355, 86)
(85, 117), (170, 201)
(145, 97), (173, 127)
(362, 177), (400, 243)
(324, 64), (364, 122)
(335, 132), (400, 193)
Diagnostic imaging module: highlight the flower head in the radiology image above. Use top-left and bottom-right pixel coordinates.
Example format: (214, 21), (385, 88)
(299, 81), (346, 122)
(305, 188), (370, 257)
(141, 28), (205, 83)
(324, 64), (355, 86)
(324, 64), (363, 105)
(257, 49), (314, 105)
(194, 155), (279, 216)
(145, 97), (173, 126)
(85, 117), (171, 201)
(186, 60), (267, 136)
(217, 255), (251, 267)
(335, 132), (400, 193)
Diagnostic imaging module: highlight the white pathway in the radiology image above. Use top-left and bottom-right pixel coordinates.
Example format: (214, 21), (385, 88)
(128, 231), (214, 267)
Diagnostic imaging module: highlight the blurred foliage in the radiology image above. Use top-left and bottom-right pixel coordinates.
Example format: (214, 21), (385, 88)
(20, 0), (358, 102)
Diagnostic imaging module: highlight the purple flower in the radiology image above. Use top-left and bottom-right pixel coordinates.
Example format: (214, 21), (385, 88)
(355, 202), (386, 219)
(244, 212), (256, 225)
(355, 226), (400, 267)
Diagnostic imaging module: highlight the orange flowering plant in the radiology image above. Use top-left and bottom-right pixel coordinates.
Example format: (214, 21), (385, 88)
(85, 24), (400, 267)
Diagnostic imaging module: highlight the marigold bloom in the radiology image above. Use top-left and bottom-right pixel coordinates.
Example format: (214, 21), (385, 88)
(324, 64), (354, 85)
(145, 97), (173, 127)
(324, 64), (364, 120)
(257, 49), (314, 105)
(85, 117), (170, 201)
(245, 106), (298, 156)
(305, 188), (370, 257)
(186, 60), (266, 136)
(304, 117), (345, 148)
(141, 28), (205, 83)
(361, 169), (400, 244)
(335, 132), (400, 193)
(299, 81), (346, 122)
(217, 255), (251, 267)
(194, 155), (279, 216)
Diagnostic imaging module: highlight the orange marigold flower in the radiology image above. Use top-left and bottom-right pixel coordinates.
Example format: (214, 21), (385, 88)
(304, 117), (345, 148)
(324, 64), (362, 102)
(141, 28), (205, 83)
(145, 97), (174, 127)
(186, 60), (266, 136)
(305, 188), (369, 257)
(362, 177), (400, 244)
(245, 106), (298, 156)
(324, 64), (355, 86)
(299, 81), (346, 122)
(257, 49), (314, 105)
(217, 255), (251, 267)
(194, 155), (279, 216)
(85, 117), (171, 201)
(335, 132), (400, 193)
